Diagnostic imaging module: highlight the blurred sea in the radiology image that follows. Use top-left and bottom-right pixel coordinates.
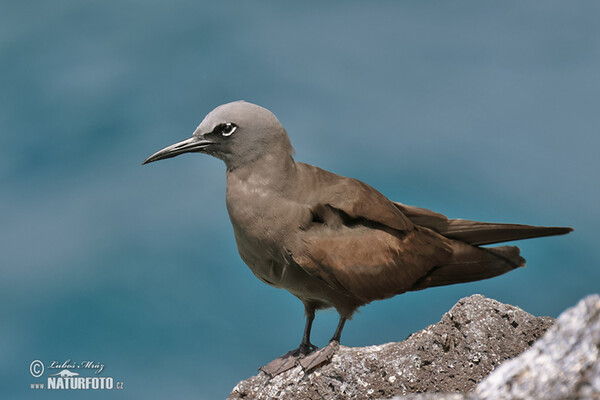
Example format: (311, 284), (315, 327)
(1, 1), (599, 399)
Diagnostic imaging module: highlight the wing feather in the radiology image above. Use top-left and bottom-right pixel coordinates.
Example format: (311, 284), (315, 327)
(291, 224), (452, 303)
(295, 163), (413, 232)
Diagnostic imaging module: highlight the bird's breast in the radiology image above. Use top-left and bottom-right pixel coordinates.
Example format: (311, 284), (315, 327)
(225, 181), (311, 287)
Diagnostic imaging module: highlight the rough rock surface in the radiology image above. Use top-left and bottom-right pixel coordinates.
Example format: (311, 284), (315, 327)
(475, 293), (600, 399)
(398, 294), (600, 400)
(228, 294), (553, 399)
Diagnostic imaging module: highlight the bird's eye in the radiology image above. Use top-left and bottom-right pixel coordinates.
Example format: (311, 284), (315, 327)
(221, 123), (237, 137)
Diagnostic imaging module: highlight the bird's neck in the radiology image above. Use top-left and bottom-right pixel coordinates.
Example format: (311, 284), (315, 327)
(225, 151), (298, 240)
(226, 150), (297, 194)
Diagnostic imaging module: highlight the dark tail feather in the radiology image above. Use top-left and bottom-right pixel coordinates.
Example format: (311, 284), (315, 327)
(442, 219), (573, 246)
(410, 242), (525, 291)
(393, 202), (573, 246)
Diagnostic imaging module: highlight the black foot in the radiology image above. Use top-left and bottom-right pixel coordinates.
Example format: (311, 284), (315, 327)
(259, 341), (330, 377)
(299, 341), (339, 372)
(259, 342), (318, 376)
(259, 350), (298, 376)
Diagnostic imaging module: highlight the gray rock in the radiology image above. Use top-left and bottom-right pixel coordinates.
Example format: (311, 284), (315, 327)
(473, 293), (600, 399)
(228, 294), (553, 399)
(397, 294), (600, 400)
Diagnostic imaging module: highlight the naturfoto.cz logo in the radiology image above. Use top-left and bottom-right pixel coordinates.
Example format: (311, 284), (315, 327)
(29, 359), (124, 390)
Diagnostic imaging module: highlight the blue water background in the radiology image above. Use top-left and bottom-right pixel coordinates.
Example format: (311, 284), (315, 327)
(1, 1), (599, 398)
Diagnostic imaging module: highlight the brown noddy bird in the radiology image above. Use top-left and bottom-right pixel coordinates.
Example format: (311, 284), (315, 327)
(143, 101), (572, 373)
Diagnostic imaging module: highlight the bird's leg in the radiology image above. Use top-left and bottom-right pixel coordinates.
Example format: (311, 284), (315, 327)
(297, 308), (317, 355)
(262, 312), (344, 375)
(259, 307), (316, 376)
(298, 315), (345, 372)
(330, 316), (347, 343)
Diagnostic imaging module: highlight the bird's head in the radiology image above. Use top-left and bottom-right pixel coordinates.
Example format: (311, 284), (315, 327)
(142, 101), (293, 170)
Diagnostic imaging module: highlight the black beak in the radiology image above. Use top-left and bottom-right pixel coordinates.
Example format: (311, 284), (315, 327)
(142, 136), (213, 165)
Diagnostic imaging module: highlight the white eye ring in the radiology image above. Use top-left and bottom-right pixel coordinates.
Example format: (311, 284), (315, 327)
(222, 123), (237, 137)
